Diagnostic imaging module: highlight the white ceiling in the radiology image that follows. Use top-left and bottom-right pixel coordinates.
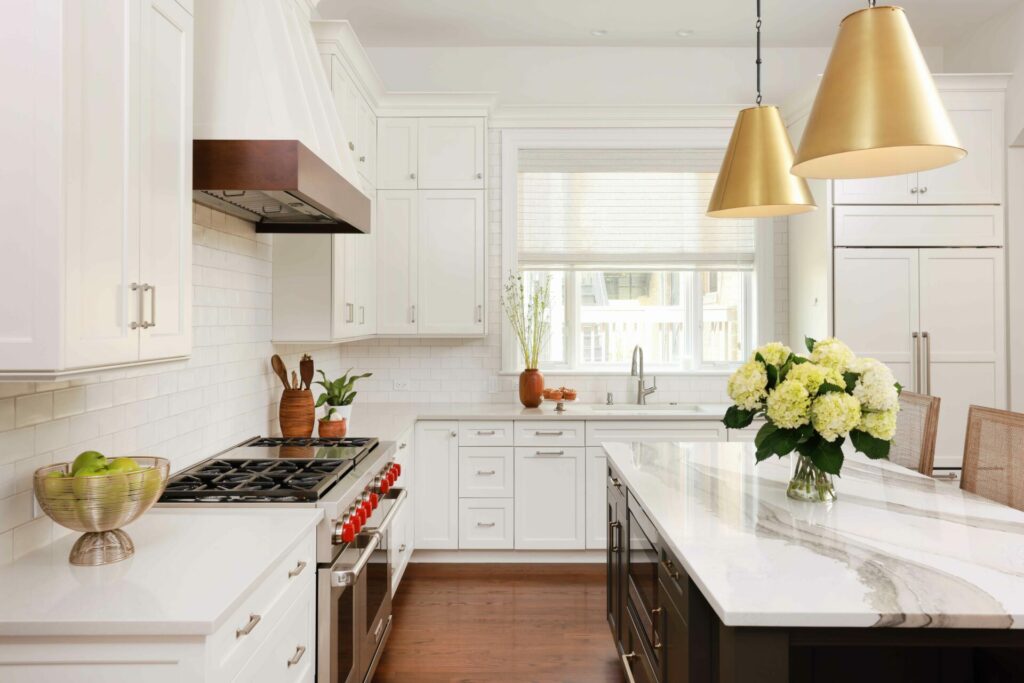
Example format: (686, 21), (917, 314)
(316, 0), (1017, 48)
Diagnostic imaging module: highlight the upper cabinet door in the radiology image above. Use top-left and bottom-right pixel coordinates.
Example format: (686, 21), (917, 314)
(833, 174), (919, 205)
(376, 190), (418, 334)
(331, 234), (357, 340)
(834, 248), (920, 392)
(917, 90), (1004, 205)
(377, 118), (419, 190)
(64, 0), (142, 368)
(326, 55), (357, 157)
(138, 0), (192, 361)
(416, 190), (485, 335)
(356, 97), (376, 185)
(417, 118), (485, 189)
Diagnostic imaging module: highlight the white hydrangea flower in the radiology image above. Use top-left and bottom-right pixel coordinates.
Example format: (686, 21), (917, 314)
(766, 379), (811, 429)
(786, 362), (844, 396)
(811, 392), (862, 442)
(752, 342), (792, 367)
(727, 360), (769, 410)
(853, 361), (899, 412)
(860, 408), (899, 441)
(810, 337), (855, 372)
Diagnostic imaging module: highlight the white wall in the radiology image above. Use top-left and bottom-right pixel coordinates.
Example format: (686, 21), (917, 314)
(0, 206), (350, 562)
(364, 45), (943, 107)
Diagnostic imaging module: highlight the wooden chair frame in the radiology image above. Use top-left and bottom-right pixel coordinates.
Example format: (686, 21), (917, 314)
(961, 405), (1024, 510)
(894, 391), (941, 475)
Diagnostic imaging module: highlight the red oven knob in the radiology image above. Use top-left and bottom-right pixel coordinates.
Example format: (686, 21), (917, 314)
(352, 515), (362, 532)
(341, 520), (355, 543)
(394, 463), (401, 476)
(380, 478), (391, 494)
(355, 505), (366, 526)
(369, 491), (379, 509)
(361, 498), (373, 519)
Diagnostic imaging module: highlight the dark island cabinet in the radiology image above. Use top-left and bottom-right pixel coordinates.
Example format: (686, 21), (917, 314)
(607, 467), (628, 647)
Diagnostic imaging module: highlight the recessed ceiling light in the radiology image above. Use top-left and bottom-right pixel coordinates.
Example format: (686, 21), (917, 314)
(591, 29), (608, 37)
(676, 29), (694, 37)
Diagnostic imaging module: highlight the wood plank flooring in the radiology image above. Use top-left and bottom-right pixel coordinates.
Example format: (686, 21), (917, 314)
(373, 563), (626, 683)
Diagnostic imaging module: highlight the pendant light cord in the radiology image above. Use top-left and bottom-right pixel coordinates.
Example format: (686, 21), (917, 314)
(755, 0), (762, 105)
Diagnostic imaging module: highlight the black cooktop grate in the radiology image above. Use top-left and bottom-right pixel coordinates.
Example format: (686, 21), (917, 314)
(245, 436), (376, 448)
(160, 458), (352, 502)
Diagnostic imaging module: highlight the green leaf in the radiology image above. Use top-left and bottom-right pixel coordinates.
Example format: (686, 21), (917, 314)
(754, 352), (766, 365)
(314, 395), (328, 408)
(894, 381), (903, 395)
(763, 427), (803, 457)
(723, 406), (756, 429)
(791, 355), (809, 365)
(754, 422), (778, 448)
(843, 372), (860, 392)
(805, 336), (817, 354)
(755, 444), (776, 462)
(766, 364), (779, 390)
(850, 429), (891, 459)
(808, 438), (845, 475)
(817, 382), (845, 396)
(796, 422), (816, 443)
(779, 355), (794, 381)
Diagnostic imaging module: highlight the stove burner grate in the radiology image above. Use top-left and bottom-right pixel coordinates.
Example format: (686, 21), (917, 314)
(159, 458), (352, 502)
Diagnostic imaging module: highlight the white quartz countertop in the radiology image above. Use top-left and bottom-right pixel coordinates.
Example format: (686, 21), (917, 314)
(349, 401), (733, 443)
(0, 508), (322, 637)
(604, 441), (1024, 629)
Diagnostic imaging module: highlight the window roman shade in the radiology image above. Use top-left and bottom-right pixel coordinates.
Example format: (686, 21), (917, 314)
(516, 148), (756, 269)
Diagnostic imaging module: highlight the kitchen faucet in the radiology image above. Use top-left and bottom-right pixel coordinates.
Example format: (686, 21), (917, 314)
(630, 345), (657, 405)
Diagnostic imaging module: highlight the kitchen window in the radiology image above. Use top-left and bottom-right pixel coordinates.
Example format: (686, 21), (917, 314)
(504, 137), (764, 374)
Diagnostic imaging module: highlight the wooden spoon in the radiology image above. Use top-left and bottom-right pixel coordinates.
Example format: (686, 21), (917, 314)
(270, 354), (290, 390)
(300, 354), (314, 390)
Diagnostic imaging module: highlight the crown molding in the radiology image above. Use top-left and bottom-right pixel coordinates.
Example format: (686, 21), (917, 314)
(312, 20), (388, 106)
(489, 104), (745, 129)
(375, 92), (498, 118)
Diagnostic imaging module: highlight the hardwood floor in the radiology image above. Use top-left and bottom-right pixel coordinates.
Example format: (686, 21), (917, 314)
(373, 563), (626, 683)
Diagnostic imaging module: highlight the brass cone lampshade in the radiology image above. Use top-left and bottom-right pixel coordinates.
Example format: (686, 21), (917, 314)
(708, 105), (817, 218)
(792, 5), (964, 179)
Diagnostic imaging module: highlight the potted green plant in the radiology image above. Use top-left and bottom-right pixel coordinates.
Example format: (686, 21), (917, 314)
(314, 368), (372, 437)
(501, 273), (550, 408)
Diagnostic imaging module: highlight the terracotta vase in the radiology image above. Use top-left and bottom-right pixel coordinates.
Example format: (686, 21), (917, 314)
(318, 417), (348, 439)
(279, 389), (315, 438)
(519, 368), (544, 408)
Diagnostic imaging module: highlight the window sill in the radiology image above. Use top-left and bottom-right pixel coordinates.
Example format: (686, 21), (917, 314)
(498, 368), (735, 378)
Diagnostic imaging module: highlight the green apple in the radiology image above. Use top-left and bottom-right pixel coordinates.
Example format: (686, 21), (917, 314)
(106, 457), (140, 474)
(71, 451), (106, 475)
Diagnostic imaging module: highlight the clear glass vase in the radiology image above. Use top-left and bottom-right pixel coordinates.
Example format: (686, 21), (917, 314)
(786, 454), (836, 503)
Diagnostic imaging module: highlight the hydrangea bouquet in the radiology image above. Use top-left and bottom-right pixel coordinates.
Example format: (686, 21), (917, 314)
(722, 337), (901, 502)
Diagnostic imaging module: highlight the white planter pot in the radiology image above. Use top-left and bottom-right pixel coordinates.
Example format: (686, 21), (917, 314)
(322, 403), (353, 431)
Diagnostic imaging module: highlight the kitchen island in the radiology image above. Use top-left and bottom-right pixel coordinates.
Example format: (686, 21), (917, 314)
(603, 441), (1024, 682)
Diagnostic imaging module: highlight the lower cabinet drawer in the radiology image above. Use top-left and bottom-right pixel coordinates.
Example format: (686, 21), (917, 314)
(210, 533), (316, 680)
(459, 446), (514, 497)
(233, 582), (315, 683)
(623, 606), (659, 683)
(458, 498), (514, 549)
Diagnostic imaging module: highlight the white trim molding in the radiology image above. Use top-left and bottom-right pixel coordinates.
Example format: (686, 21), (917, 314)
(490, 104), (746, 129)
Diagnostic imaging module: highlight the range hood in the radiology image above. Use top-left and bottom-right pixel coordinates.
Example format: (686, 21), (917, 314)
(192, 0), (369, 233)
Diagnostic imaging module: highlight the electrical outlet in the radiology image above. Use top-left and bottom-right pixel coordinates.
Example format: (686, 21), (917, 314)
(393, 380), (410, 391)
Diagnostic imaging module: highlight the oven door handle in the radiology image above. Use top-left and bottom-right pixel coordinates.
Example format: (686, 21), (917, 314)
(331, 531), (381, 587)
(363, 487), (408, 534)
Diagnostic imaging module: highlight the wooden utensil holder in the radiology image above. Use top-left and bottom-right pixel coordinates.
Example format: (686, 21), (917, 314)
(279, 389), (315, 438)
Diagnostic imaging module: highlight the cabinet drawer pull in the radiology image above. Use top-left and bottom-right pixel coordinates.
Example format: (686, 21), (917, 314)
(349, 141), (355, 151)
(534, 450), (564, 456)
(399, 442), (407, 449)
(399, 543), (407, 552)
(359, 155), (366, 162)
(143, 284), (156, 328)
(411, 305), (416, 324)
(476, 469), (496, 476)
(609, 520), (621, 552)
(621, 652), (639, 683)
(287, 645), (306, 667)
(288, 560), (307, 578)
(610, 477), (622, 488)
(346, 302), (354, 323)
(235, 613), (261, 638)
(475, 430), (496, 435)
(534, 430), (564, 436)
(661, 558), (681, 580)
(476, 521), (496, 528)
(360, 305), (365, 324)
(130, 282), (143, 330)
(476, 304), (482, 323)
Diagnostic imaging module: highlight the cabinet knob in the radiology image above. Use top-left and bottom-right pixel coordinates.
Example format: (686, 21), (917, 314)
(910, 187), (919, 193)
(450, 430), (457, 437)
(359, 155), (366, 162)
(409, 172), (416, 179)
(349, 141), (355, 151)
(476, 172), (483, 179)
(920, 186), (928, 194)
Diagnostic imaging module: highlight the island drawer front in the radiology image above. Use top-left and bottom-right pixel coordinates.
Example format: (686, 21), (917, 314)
(233, 581), (315, 683)
(623, 606), (659, 683)
(586, 420), (727, 446)
(212, 533), (316, 680)
(514, 421), (585, 447)
(459, 498), (514, 549)
(459, 421), (514, 447)
(459, 446), (514, 497)
(658, 547), (689, 618)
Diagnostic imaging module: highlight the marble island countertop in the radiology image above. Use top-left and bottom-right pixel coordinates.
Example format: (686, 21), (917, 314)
(349, 401), (735, 442)
(0, 508), (322, 637)
(604, 441), (1024, 629)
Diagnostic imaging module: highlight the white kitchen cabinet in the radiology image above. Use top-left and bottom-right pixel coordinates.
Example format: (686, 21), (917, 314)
(459, 498), (514, 549)
(0, 0), (193, 379)
(458, 421), (514, 447)
(835, 248), (1005, 468)
(584, 420), (726, 446)
(319, 50), (375, 189)
(585, 447), (609, 550)
(417, 118), (486, 189)
(232, 583), (315, 683)
(515, 421), (586, 448)
(726, 421), (765, 443)
(416, 190), (486, 335)
(414, 421), (460, 549)
(459, 447), (514, 498)
(514, 446), (586, 550)
(391, 430), (414, 594)
(377, 119), (419, 189)
(833, 85), (1004, 206)
(375, 190), (418, 334)
(834, 205), (1003, 248)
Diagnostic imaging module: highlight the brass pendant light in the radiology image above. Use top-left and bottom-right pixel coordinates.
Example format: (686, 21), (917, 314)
(707, 0), (816, 218)
(791, 2), (964, 179)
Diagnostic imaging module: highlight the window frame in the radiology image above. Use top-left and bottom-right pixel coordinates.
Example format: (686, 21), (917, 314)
(500, 128), (775, 376)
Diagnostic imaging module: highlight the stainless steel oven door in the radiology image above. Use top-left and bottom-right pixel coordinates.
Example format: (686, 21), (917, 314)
(318, 532), (379, 683)
(360, 487), (407, 673)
